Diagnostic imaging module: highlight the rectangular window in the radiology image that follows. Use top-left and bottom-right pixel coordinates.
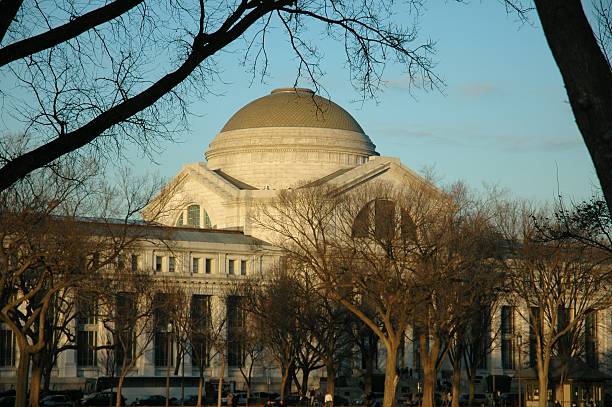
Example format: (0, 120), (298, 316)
(117, 254), (125, 271)
(501, 306), (515, 369)
(227, 296), (245, 367)
(0, 328), (15, 367)
(228, 259), (235, 275)
(76, 296), (97, 367)
(155, 255), (163, 272)
(529, 307), (540, 368)
(76, 296), (96, 326)
(191, 295), (211, 369)
(154, 294), (173, 367)
(585, 312), (598, 368)
(115, 293), (136, 366)
(130, 254), (139, 272)
(240, 260), (247, 275)
(192, 257), (200, 273)
(205, 258), (212, 274)
(77, 330), (97, 367)
(168, 256), (176, 273)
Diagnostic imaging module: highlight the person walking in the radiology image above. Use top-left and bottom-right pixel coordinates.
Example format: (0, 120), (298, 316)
(324, 392), (333, 407)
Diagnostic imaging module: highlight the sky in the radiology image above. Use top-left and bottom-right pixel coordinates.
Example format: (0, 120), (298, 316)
(3, 1), (603, 205)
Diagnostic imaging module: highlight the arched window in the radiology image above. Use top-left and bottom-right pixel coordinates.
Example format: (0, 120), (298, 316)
(187, 205), (200, 227)
(175, 205), (212, 228)
(352, 199), (416, 241)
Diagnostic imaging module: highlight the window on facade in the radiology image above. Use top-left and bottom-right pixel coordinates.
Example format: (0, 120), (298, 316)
(501, 305), (515, 369)
(77, 331), (97, 367)
(117, 254), (125, 271)
(240, 260), (247, 275)
(556, 307), (572, 358)
(168, 256), (176, 273)
(228, 259), (235, 275)
(76, 295), (97, 366)
(205, 258), (212, 274)
(0, 327), (15, 367)
(585, 312), (598, 368)
(191, 295), (211, 369)
(115, 293), (136, 366)
(227, 296), (245, 367)
(187, 205), (201, 227)
(529, 307), (540, 368)
(154, 294), (173, 367)
(192, 257), (200, 273)
(130, 254), (139, 272)
(473, 308), (490, 369)
(352, 199), (416, 242)
(155, 255), (163, 272)
(176, 213), (184, 226)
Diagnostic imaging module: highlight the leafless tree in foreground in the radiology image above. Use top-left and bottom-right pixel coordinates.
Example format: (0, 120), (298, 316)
(0, 0), (440, 192)
(0, 132), (171, 407)
(252, 181), (426, 407)
(252, 180), (503, 407)
(497, 202), (612, 407)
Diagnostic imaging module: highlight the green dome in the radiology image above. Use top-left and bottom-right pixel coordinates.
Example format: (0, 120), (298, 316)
(221, 88), (365, 133)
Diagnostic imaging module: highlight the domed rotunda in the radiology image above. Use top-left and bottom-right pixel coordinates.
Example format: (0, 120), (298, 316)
(205, 88), (378, 190)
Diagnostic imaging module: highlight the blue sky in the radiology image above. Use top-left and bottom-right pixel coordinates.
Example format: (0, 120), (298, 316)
(121, 1), (599, 204)
(2, 1), (601, 204)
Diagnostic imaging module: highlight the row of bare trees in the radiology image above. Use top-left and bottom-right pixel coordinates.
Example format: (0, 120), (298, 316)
(248, 180), (612, 407)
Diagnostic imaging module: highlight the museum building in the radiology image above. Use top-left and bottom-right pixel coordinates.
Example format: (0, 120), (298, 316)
(0, 88), (610, 401)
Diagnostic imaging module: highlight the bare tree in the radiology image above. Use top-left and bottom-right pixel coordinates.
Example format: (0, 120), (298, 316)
(500, 204), (612, 407)
(96, 267), (163, 407)
(252, 181), (442, 407)
(0, 0), (440, 192)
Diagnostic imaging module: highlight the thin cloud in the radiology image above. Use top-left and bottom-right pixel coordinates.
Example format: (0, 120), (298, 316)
(457, 82), (499, 98)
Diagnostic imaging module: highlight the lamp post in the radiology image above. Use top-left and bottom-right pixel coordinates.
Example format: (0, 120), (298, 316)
(166, 323), (173, 407)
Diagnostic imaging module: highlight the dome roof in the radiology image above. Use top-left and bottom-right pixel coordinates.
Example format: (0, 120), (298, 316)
(205, 88), (377, 190)
(221, 88), (365, 133)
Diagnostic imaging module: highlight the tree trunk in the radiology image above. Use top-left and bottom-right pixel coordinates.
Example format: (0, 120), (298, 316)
(30, 355), (43, 407)
(42, 357), (54, 397)
(326, 364), (337, 407)
(382, 340), (399, 407)
(301, 368), (311, 398)
(536, 353), (550, 407)
(419, 334), (439, 407)
(197, 373), (204, 407)
(15, 348), (30, 407)
(451, 361), (461, 407)
(468, 381), (475, 407)
(116, 374), (126, 407)
(280, 364), (292, 400)
(533, 0), (612, 214)
(217, 353), (226, 407)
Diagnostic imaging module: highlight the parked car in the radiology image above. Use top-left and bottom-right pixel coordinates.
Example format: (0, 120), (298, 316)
(459, 394), (491, 407)
(80, 392), (125, 407)
(0, 396), (15, 407)
(272, 395), (307, 406)
(181, 395), (216, 406)
(41, 395), (74, 407)
(131, 395), (177, 406)
(132, 395), (177, 406)
(333, 395), (350, 406)
(499, 393), (520, 407)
